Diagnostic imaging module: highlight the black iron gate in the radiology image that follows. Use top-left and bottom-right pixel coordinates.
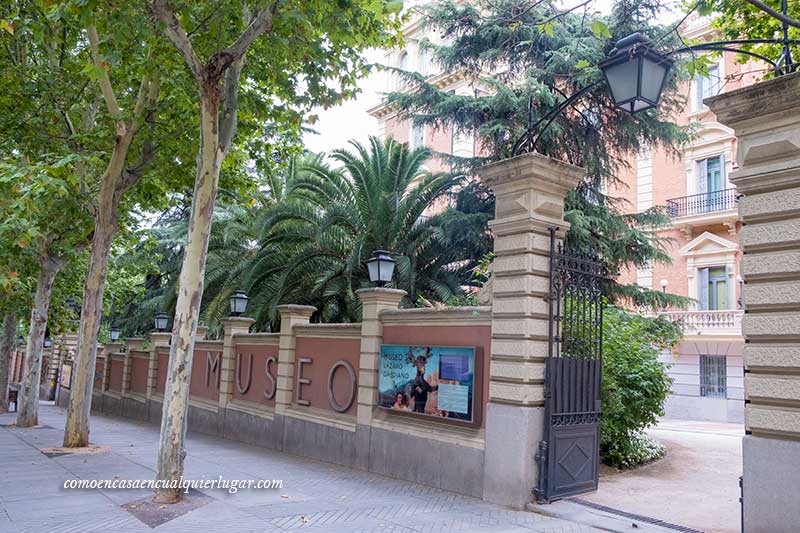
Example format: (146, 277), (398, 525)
(534, 228), (604, 503)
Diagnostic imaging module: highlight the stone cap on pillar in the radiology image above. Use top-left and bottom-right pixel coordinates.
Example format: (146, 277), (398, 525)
(148, 332), (172, 347)
(276, 304), (316, 319)
(195, 325), (209, 339)
(706, 72), (800, 195)
(355, 287), (407, 305)
(477, 152), (585, 237)
(221, 316), (255, 335)
(123, 337), (145, 351)
(103, 342), (124, 354)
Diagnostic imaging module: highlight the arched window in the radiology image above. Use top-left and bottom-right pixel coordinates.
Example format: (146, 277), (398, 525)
(418, 40), (432, 76)
(396, 51), (409, 90)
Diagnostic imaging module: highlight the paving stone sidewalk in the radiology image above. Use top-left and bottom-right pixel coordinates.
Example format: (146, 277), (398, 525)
(0, 404), (600, 533)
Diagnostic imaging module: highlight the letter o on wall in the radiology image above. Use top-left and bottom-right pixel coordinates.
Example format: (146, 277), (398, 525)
(327, 360), (357, 413)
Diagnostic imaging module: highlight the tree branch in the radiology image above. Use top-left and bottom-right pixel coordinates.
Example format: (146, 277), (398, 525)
(148, 0), (204, 80)
(743, 0), (800, 30)
(119, 138), (157, 195)
(86, 24), (121, 118)
(119, 74), (160, 194)
(218, 56), (243, 154)
(222, 2), (278, 61)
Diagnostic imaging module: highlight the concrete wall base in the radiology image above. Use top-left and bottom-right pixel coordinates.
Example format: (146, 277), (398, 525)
(86, 397), (487, 499)
(483, 402), (544, 508)
(743, 435), (800, 532)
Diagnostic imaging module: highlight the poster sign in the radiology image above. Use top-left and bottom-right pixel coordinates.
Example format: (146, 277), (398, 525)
(378, 345), (476, 423)
(59, 364), (73, 390)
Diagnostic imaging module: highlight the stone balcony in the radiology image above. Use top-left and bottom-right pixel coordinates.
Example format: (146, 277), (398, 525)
(662, 309), (744, 337)
(665, 188), (740, 237)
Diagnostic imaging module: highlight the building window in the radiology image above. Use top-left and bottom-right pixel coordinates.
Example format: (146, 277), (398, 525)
(396, 51), (409, 90)
(695, 64), (721, 109)
(700, 354), (727, 397)
(410, 122), (424, 150)
(418, 40), (433, 76)
(698, 266), (728, 310)
(697, 155), (726, 212)
(698, 155), (724, 194)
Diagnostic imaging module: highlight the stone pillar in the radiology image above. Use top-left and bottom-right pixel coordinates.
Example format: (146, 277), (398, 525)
(146, 334), (171, 399)
(274, 305), (315, 413)
(124, 337), (145, 352)
(218, 317), (254, 409)
(195, 325), (209, 340)
(354, 288), (406, 427)
(477, 152), (584, 508)
(708, 73), (800, 532)
(44, 343), (63, 401)
(121, 348), (132, 395)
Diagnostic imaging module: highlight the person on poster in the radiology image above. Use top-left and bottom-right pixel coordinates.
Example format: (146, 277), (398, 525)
(408, 348), (438, 414)
(392, 392), (410, 411)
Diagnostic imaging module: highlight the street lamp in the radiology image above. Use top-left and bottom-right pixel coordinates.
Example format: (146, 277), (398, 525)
(737, 274), (745, 310)
(109, 325), (121, 342)
(599, 33), (673, 113)
(229, 290), (249, 317)
(43, 337), (52, 349)
(366, 250), (396, 287)
(660, 279), (669, 311)
(154, 312), (169, 332)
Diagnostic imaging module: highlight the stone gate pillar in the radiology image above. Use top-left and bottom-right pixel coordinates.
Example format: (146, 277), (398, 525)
(708, 73), (800, 531)
(478, 152), (584, 508)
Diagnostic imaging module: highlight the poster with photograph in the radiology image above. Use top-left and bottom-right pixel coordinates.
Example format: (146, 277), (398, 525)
(59, 364), (72, 390)
(378, 345), (476, 423)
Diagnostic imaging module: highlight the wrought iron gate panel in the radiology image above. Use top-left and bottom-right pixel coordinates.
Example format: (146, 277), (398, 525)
(535, 228), (604, 503)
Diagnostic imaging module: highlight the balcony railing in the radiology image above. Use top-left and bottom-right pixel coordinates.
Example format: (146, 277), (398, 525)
(662, 310), (744, 334)
(666, 188), (739, 218)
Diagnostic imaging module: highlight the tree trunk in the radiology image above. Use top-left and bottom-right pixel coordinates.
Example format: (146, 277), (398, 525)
(0, 314), (15, 413)
(16, 258), (62, 427)
(63, 198), (119, 447)
(154, 90), (223, 504)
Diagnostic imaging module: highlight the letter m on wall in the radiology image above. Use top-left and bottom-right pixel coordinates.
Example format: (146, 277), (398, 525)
(206, 351), (220, 388)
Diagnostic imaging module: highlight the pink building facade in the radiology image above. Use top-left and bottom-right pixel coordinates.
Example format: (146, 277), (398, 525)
(369, 12), (752, 423)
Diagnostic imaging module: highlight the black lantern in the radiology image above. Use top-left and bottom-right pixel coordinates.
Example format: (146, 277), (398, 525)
(66, 297), (78, 312)
(229, 290), (249, 317)
(43, 337), (52, 349)
(366, 250), (396, 287)
(16, 335), (23, 346)
(599, 33), (673, 113)
(154, 312), (169, 332)
(109, 325), (121, 342)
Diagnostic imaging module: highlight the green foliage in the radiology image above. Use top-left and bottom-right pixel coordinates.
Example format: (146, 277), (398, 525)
(384, 0), (694, 309)
(601, 305), (681, 468)
(697, 0), (800, 78)
(118, 140), (491, 332)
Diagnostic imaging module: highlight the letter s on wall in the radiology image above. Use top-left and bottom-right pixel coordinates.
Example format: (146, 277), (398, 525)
(264, 356), (277, 400)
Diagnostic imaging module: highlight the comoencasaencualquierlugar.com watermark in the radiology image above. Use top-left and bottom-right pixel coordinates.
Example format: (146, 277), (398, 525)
(63, 477), (283, 494)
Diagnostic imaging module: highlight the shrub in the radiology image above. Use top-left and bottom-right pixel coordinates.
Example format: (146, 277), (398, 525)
(600, 306), (681, 468)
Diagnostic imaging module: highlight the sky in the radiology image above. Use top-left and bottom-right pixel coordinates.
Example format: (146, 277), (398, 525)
(300, 0), (681, 155)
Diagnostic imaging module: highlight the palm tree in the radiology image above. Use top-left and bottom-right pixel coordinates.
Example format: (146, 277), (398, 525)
(243, 136), (469, 325)
(119, 139), (488, 331)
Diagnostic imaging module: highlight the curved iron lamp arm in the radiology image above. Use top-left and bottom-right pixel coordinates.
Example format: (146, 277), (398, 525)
(667, 39), (800, 75)
(512, 81), (604, 156)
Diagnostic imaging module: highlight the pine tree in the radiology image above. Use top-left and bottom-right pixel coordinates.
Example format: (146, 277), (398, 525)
(386, 0), (693, 308)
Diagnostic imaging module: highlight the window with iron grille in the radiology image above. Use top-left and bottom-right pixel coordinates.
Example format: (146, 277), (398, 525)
(700, 354), (727, 397)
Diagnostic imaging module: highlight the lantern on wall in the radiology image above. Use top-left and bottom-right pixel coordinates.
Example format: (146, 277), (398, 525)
(367, 250), (396, 287)
(43, 337), (52, 349)
(599, 33), (673, 113)
(229, 290), (249, 317)
(109, 325), (121, 342)
(154, 312), (169, 332)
